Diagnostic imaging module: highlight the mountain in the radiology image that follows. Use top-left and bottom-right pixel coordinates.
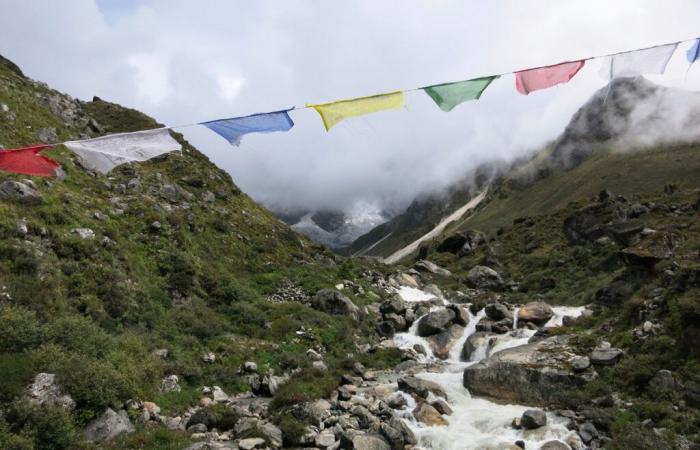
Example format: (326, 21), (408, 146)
(273, 205), (394, 250)
(0, 55), (400, 449)
(346, 77), (700, 261)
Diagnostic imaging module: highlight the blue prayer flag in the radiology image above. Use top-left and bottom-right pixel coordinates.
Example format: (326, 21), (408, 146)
(688, 39), (700, 63)
(200, 108), (294, 146)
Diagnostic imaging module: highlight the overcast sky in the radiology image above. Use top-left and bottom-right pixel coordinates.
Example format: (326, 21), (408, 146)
(1, 1), (699, 215)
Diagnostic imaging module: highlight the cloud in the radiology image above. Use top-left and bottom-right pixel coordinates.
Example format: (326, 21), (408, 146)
(1, 0), (699, 213)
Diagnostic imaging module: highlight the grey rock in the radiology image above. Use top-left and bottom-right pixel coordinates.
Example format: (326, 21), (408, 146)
(187, 408), (218, 430)
(0, 181), (42, 204)
(37, 127), (58, 144)
(520, 409), (547, 429)
(465, 266), (504, 290)
(571, 356), (591, 372)
(201, 351), (216, 363)
(447, 304), (470, 326)
(238, 437), (265, 450)
(590, 347), (623, 365)
(202, 191), (216, 202)
(380, 296), (406, 315)
(315, 430), (336, 448)
(578, 421), (598, 444)
(84, 408), (134, 442)
(463, 335), (590, 405)
(160, 374), (181, 392)
(71, 228), (95, 240)
(414, 260), (451, 277)
(389, 416), (417, 445)
(485, 303), (512, 321)
(352, 434), (391, 450)
(258, 421), (283, 448)
(25, 373), (75, 409)
(244, 361), (258, 373)
(310, 289), (360, 319)
(461, 332), (495, 361)
(431, 399), (453, 415)
(397, 376), (446, 400)
(416, 308), (455, 337)
(649, 369), (677, 392)
(517, 302), (554, 326)
(539, 441), (570, 450)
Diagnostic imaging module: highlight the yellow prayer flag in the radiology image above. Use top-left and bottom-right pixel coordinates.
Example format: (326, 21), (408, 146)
(308, 91), (405, 131)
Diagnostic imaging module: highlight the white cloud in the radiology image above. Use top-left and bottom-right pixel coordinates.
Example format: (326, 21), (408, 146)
(0, 0), (698, 213)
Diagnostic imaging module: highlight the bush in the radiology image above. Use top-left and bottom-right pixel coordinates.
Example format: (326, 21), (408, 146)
(276, 413), (307, 446)
(0, 305), (44, 352)
(270, 368), (338, 411)
(0, 353), (35, 402)
(7, 402), (77, 450)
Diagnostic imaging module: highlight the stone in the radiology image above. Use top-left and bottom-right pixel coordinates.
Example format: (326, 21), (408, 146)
(416, 308), (455, 337)
(313, 360), (328, 371)
(520, 409), (547, 429)
(306, 349), (322, 361)
(431, 399), (453, 415)
(413, 402), (448, 426)
(142, 401), (160, 416)
(0, 181), (42, 204)
(212, 386), (229, 402)
(387, 393), (407, 409)
(352, 434), (392, 450)
(71, 228), (95, 240)
(238, 437), (265, 450)
(461, 332), (494, 361)
(380, 296), (406, 315)
(389, 416), (417, 445)
(315, 430), (337, 448)
(578, 422), (598, 444)
(398, 376), (447, 400)
(465, 266), (504, 290)
(590, 347), (623, 365)
(310, 289), (360, 319)
(202, 351), (216, 363)
(485, 303), (512, 321)
(37, 127), (58, 144)
(414, 260), (452, 276)
(539, 441), (570, 450)
(517, 302), (554, 326)
(202, 191), (216, 202)
(25, 373), (75, 409)
(243, 361), (258, 373)
(648, 370), (677, 392)
(463, 335), (591, 405)
(160, 374), (181, 392)
(187, 408), (218, 430)
(258, 422), (283, 448)
(447, 304), (470, 326)
(571, 356), (591, 372)
(84, 408), (135, 442)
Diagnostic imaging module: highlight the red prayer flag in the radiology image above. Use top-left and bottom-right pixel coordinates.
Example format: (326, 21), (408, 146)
(515, 60), (586, 95)
(0, 145), (60, 176)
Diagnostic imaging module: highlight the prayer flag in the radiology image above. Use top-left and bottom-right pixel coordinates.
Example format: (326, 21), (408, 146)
(64, 128), (181, 174)
(599, 43), (678, 79)
(0, 145), (60, 176)
(687, 39), (700, 63)
(423, 76), (499, 111)
(308, 91), (404, 131)
(515, 60), (585, 95)
(200, 108), (294, 146)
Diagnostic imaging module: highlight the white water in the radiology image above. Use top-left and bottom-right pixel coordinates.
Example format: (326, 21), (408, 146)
(391, 294), (586, 450)
(396, 285), (439, 303)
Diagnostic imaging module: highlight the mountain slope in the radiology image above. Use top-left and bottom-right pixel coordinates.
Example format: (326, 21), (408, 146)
(348, 77), (700, 261)
(0, 55), (395, 449)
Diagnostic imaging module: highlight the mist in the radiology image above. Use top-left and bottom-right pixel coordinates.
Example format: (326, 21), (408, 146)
(1, 0), (700, 218)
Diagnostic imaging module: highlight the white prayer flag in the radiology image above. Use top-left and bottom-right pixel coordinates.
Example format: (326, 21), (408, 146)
(599, 43), (678, 79)
(64, 128), (181, 174)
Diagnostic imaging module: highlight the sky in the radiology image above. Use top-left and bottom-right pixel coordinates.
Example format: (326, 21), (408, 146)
(1, 0), (699, 216)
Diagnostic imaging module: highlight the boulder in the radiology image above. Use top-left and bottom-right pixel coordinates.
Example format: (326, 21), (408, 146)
(570, 356), (591, 372)
(485, 303), (512, 321)
(0, 181), (42, 204)
(648, 369), (678, 392)
(431, 399), (453, 415)
(463, 335), (591, 405)
(315, 430), (336, 448)
(352, 434), (392, 450)
(380, 296), (406, 315)
(310, 289), (360, 319)
(186, 408), (218, 429)
(238, 437), (266, 450)
(461, 332), (495, 361)
(25, 373), (75, 409)
(426, 323), (464, 360)
(71, 228), (95, 240)
(414, 260), (452, 277)
(160, 374), (181, 392)
(539, 441), (570, 450)
(258, 422), (283, 448)
(465, 266), (504, 290)
(590, 347), (623, 365)
(413, 402), (448, 426)
(517, 302), (554, 326)
(416, 308), (455, 337)
(520, 409), (547, 429)
(397, 376), (446, 400)
(84, 408), (135, 442)
(447, 304), (470, 326)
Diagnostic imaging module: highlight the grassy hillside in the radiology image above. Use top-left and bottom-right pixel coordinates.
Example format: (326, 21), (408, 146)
(0, 56), (393, 449)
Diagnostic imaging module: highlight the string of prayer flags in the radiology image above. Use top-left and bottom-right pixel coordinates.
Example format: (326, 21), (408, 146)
(599, 43), (678, 79)
(0, 144), (60, 176)
(515, 60), (585, 95)
(687, 39), (700, 64)
(200, 108), (295, 146)
(64, 128), (181, 174)
(423, 76), (499, 111)
(308, 91), (404, 130)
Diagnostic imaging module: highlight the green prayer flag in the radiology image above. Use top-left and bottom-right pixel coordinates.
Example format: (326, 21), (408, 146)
(423, 76), (499, 112)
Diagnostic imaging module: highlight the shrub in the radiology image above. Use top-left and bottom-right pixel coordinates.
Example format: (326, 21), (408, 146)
(7, 402), (77, 450)
(0, 305), (44, 352)
(270, 368), (338, 411)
